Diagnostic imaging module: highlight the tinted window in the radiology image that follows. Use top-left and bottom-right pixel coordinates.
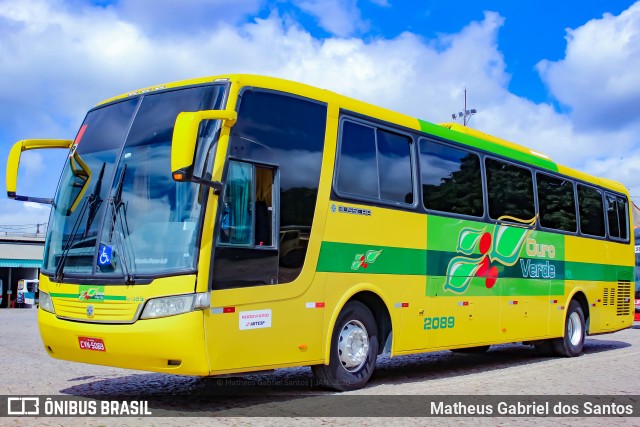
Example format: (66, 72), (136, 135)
(486, 158), (535, 220)
(100, 87), (220, 275)
(537, 173), (577, 232)
(618, 196), (629, 240)
(577, 185), (605, 237)
(43, 98), (138, 274)
(232, 91), (327, 231)
(231, 90), (326, 229)
(378, 129), (413, 203)
(226, 90), (327, 284)
(420, 140), (483, 216)
(336, 120), (413, 204)
(45, 86), (227, 277)
(336, 121), (377, 198)
(606, 193), (628, 240)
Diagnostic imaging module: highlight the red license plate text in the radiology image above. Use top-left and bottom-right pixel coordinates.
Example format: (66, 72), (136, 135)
(78, 337), (106, 352)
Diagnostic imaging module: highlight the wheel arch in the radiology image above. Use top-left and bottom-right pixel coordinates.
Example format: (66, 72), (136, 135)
(567, 289), (590, 333)
(322, 285), (393, 363)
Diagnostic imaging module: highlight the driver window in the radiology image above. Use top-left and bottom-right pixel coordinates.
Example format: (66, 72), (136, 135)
(220, 161), (253, 245)
(219, 161), (276, 247)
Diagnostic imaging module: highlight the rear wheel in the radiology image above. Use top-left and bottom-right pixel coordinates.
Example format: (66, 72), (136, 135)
(553, 300), (585, 357)
(312, 301), (379, 391)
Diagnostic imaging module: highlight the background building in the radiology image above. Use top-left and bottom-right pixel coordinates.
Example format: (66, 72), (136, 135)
(0, 231), (44, 308)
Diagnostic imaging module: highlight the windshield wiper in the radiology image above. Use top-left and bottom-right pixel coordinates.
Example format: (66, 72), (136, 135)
(107, 164), (136, 284)
(82, 162), (105, 238)
(54, 162), (107, 282)
(54, 196), (91, 283)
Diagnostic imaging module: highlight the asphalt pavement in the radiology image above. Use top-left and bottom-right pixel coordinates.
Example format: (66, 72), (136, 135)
(1, 308), (638, 426)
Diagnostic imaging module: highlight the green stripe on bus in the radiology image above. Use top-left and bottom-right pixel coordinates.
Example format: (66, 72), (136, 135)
(318, 241), (633, 282)
(425, 276), (566, 297)
(418, 119), (559, 172)
(49, 293), (78, 298)
(50, 293), (127, 301)
(565, 262), (634, 282)
(317, 241), (426, 275)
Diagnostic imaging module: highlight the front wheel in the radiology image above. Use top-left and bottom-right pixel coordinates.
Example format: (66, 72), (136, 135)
(553, 300), (586, 357)
(312, 301), (379, 391)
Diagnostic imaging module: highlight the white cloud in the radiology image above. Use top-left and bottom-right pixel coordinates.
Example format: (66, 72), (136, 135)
(532, 1), (640, 199)
(584, 153), (640, 192)
(290, 0), (392, 37)
(292, 0), (368, 36)
(0, 199), (50, 230)
(111, 0), (263, 36)
(0, 1), (507, 139)
(18, 151), (45, 176)
(537, 1), (640, 131)
(369, 0), (390, 6)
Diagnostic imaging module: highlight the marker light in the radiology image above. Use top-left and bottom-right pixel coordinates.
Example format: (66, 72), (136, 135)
(74, 124), (88, 146)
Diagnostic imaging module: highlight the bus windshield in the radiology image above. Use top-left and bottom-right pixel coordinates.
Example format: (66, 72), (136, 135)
(43, 84), (227, 281)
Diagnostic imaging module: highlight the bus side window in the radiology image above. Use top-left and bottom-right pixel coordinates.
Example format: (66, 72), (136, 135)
(605, 193), (628, 240)
(577, 184), (606, 237)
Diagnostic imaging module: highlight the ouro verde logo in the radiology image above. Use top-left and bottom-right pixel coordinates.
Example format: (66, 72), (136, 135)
(351, 249), (382, 271)
(78, 285), (105, 302)
(445, 215), (538, 294)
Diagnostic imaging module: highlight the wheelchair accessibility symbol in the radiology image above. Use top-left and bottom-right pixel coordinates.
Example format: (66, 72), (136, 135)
(98, 245), (112, 267)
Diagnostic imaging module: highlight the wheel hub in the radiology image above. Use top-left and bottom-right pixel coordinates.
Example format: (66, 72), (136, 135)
(337, 320), (369, 372)
(567, 311), (583, 346)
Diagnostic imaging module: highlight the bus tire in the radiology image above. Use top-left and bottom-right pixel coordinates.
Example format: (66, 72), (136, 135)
(553, 300), (585, 357)
(451, 345), (490, 354)
(312, 301), (378, 391)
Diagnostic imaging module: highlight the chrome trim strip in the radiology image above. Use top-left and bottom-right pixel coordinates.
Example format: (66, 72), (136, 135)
(55, 303), (144, 324)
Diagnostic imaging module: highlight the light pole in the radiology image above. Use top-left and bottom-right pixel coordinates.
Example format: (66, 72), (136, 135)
(451, 87), (476, 126)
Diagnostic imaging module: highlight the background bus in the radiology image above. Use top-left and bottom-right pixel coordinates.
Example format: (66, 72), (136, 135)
(5, 75), (634, 390)
(17, 279), (39, 308)
(633, 228), (640, 321)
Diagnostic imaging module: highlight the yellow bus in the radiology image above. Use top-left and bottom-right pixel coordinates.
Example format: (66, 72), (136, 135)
(6, 75), (634, 391)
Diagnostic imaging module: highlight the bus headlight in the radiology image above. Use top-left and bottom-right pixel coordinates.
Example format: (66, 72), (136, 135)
(39, 291), (55, 314)
(140, 292), (210, 319)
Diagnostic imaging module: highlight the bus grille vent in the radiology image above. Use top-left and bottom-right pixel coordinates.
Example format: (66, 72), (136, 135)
(603, 288), (610, 306)
(616, 280), (632, 316)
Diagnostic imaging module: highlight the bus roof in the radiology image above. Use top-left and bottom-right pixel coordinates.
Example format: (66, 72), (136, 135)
(98, 74), (628, 195)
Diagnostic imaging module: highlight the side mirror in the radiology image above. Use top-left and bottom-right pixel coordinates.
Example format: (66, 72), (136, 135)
(171, 109), (237, 188)
(6, 139), (73, 204)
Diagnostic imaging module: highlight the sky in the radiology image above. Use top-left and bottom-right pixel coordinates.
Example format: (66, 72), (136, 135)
(1, 0), (640, 232)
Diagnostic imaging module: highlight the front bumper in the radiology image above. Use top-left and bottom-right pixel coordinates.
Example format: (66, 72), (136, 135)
(38, 308), (209, 375)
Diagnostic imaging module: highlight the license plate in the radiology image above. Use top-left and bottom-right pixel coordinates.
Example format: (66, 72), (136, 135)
(78, 337), (106, 352)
